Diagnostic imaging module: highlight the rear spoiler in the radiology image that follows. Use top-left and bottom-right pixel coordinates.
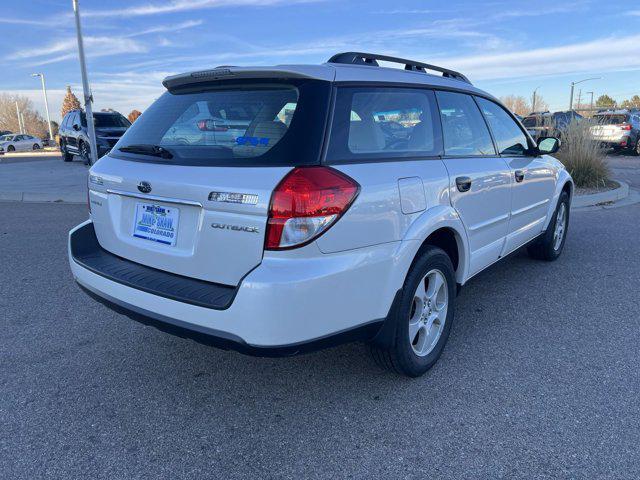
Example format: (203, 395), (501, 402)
(162, 66), (335, 90)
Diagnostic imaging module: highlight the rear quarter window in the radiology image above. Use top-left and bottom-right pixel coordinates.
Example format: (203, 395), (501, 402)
(326, 87), (443, 162)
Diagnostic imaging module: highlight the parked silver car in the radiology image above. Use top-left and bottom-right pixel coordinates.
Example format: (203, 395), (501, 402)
(590, 110), (640, 155)
(0, 134), (43, 154)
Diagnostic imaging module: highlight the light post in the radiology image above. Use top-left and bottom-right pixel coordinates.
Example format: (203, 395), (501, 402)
(72, 0), (98, 165)
(587, 91), (594, 113)
(532, 86), (541, 113)
(30, 73), (54, 143)
(569, 78), (601, 111)
(15, 102), (22, 133)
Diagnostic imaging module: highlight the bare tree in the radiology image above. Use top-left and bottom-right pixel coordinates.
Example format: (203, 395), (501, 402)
(0, 93), (49, 138)
(500, 95), (531, 116)
(127, 109), (142, 123)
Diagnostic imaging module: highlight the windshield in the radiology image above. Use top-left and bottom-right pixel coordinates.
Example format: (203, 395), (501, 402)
(110, 79), (331, 166)
(593, 115), (628, 125)
(94, 113), (131, 128)
(81, 113), (130, 128)
(0, 135), (14, 141)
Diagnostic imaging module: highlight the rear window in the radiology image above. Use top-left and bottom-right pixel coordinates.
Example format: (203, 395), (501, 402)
(593, 115), (628, 125)
(110, 80), (330, 166)
(522, 115), (548, 127)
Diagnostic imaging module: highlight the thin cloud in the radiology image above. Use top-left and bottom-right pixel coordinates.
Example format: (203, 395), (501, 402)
(126, 20), (203, 37)
(441, 34), (640, 80)
(84, 0), (322, 18)
(9, 37), (148, 67)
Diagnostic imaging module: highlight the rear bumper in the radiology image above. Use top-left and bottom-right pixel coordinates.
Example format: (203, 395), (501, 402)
(69, 220), (402, 354)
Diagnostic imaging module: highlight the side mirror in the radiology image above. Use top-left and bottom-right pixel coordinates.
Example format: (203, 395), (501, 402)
(537, 136), (560, 155)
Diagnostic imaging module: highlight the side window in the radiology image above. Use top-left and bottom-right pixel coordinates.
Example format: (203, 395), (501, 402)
(476, 97), (529, 156)
(327, 87), (442, 162)
(435, 91), (495, 156)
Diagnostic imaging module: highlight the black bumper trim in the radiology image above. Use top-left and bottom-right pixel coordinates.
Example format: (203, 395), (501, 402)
(70, 222), (237, 310)
(78, 283), (385, 357)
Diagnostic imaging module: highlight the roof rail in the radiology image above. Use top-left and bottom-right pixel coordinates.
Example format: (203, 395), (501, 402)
(327, 51), (471, 84)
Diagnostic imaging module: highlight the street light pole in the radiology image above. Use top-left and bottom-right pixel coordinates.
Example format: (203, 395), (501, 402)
(532, 86), (541, 113)
(72, 0), (98, 165)
(569, 77), (601, 111)
(15, 102), (22, 133)
(31, 73), (54, 143)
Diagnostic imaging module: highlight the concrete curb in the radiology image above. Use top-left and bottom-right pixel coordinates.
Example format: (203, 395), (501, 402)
(572, 180), (630, 208)
(0, 192), (85, 204)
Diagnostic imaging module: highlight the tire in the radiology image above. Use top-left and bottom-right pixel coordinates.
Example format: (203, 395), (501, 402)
(60, 143), (73, 162)
(370, 246), (456, 377)
(79, 142), (91, 166)
(633, 138), (640, 157)
(527, 190), (570, 261)
(7, 145), (15, 152)
(32, 144), (40, 150)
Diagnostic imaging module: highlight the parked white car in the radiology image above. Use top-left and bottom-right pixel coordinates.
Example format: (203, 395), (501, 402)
(0, 134), (43, 153)
(68, 53), (573, 377)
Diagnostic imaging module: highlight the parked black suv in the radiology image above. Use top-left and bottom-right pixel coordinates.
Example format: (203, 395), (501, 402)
(522, 111), (583, 140)
(59, 110), (131, 164)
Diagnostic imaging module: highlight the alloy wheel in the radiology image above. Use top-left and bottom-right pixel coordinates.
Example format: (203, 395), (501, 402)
(408, 269), (448, 357)
(553, 203), (567, 251)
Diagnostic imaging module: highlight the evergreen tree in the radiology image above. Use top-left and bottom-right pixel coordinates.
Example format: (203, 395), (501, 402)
(61, 86), (82, 118)
(595, 94), (616, 108)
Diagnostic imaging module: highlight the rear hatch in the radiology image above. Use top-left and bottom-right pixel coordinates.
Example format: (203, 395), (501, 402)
(590, 114), (629, 141)
(87, 76), (331, 286)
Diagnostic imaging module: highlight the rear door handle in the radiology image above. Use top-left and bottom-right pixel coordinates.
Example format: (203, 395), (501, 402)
(515, 170), (525, 183)
(455, 176), (472, 193)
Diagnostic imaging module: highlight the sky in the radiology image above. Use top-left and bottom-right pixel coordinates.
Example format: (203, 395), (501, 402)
(1, 0), (639, 123)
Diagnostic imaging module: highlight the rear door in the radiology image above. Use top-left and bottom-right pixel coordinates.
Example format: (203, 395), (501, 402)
(16, 135), (29, 151)
(476, 97), (557, 253)
(88, 79), (330, 286)
(436, 91), (512, 277)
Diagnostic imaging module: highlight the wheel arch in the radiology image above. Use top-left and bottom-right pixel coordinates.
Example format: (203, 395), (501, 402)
(544, 169), (574, 230)
(397, 205), (470, 286)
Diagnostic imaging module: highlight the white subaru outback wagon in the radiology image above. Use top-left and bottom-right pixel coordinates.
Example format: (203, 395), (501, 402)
(69, 52), (572, 377)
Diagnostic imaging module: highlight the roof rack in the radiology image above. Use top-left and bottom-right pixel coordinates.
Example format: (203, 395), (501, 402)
(327, 51), (471, 84)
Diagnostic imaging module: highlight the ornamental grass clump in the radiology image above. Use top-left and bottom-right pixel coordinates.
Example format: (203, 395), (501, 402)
(555, 119), (610, 188)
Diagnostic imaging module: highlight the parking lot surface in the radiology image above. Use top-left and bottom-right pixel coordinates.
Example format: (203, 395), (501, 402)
(0, 155), (86, 203)
(2, 199), (640, 479)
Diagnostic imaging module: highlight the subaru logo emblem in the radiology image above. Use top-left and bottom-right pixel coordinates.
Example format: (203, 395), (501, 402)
(137, 181), (152, 194)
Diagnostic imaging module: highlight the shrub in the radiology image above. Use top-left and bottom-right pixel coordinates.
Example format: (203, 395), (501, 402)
(555, 119), (610, 188)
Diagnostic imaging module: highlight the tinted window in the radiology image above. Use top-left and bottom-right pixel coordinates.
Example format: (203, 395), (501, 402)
(327, 87), (442, 162)
(476, 97), (529, 155)
(593, 114), (628, 125)
(110, 79), (331, 167)
(84, 113), (131, 128)
(436, 91), (495, 156)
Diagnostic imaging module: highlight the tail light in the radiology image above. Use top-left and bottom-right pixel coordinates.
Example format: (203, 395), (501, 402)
(197, 119), (229, 132)
(619, 124), (632, 131)
(265, 167), (359, 250)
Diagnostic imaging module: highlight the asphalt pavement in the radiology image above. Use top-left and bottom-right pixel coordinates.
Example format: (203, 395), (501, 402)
(1, 197), (640, 478)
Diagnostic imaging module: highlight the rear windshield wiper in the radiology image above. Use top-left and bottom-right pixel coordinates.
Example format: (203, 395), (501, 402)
(118, 144), (173, 159)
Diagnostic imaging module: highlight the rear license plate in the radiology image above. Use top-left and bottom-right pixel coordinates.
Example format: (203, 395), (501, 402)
(133, 203), (180, 246)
